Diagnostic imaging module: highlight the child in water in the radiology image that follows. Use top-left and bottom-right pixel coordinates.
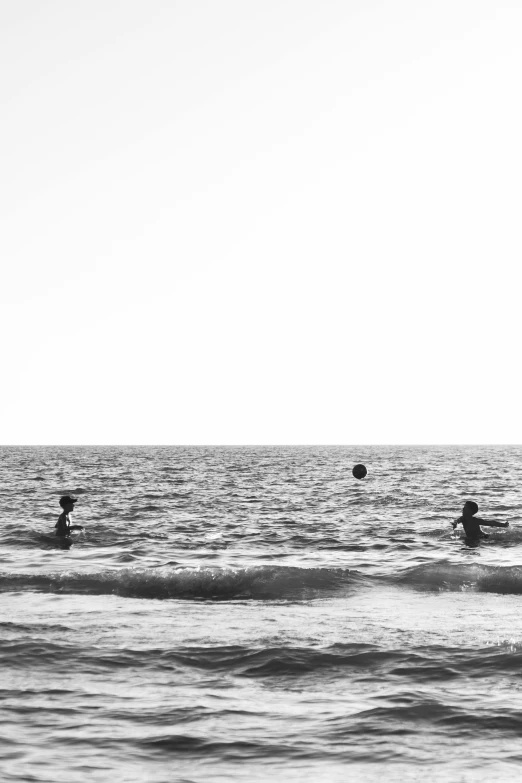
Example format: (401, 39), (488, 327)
(452, 500), (509, 540)
(55, 496), (84, 537)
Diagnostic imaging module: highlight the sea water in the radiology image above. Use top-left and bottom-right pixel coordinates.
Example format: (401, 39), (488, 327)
(2, 445), (522, 782)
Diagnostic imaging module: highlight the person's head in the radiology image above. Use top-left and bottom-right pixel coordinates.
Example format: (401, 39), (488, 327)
(59, 496), (77, 513)
(463, 500), (478, 516)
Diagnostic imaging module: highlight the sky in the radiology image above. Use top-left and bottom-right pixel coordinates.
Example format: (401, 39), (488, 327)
(1, 0), (521, 444)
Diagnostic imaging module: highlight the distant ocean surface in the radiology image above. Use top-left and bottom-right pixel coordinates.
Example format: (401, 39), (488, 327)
(2, 445), (522, 782)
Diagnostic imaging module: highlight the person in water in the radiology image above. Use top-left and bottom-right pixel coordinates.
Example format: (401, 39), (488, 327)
(452, 500), (509, 540)
(55, 496), (84, 537)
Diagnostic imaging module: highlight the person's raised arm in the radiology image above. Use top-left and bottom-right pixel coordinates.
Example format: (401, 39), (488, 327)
(477, 518), (509, 528)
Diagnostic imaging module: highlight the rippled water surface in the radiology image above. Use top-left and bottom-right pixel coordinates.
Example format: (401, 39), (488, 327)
(2, 445), (522, 782)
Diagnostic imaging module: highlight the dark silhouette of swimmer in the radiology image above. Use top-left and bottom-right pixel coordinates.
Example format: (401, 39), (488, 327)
(55, 496), (84, 537)
(452, 500), (509, 540)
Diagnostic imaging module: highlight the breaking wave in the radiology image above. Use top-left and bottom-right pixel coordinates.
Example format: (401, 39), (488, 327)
(0, 564), (362, 601)
(395, 561), (522, 594)
(4, 559), (522, 601)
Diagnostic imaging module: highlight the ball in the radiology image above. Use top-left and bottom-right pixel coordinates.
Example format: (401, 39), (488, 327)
(352, 464), (367, 480)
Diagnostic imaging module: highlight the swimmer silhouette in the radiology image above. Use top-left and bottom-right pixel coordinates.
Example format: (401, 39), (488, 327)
(452, 500), (509, 541)
(352, 464), (367, 480)
(55, 496), (84, 538)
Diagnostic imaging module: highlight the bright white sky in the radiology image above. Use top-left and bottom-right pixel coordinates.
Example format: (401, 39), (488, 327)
(1, 0), (521, 444)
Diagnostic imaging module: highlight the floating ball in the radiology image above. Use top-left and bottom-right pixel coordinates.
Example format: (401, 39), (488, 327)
(352, 464), (367, 480)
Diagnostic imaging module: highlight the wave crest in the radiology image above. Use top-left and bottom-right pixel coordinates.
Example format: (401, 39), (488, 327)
(395, 561), (522, 594)
(0, 565), (359, 601)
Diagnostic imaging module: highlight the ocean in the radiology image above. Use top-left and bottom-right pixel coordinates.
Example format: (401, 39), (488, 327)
(1, 445), (522, 782)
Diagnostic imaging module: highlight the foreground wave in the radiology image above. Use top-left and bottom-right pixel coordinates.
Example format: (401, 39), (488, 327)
(3, 560), (522, 600)
(0, 565), (362, 600)
(395, 561), (522, 594)
(2, 637), (521, 681)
